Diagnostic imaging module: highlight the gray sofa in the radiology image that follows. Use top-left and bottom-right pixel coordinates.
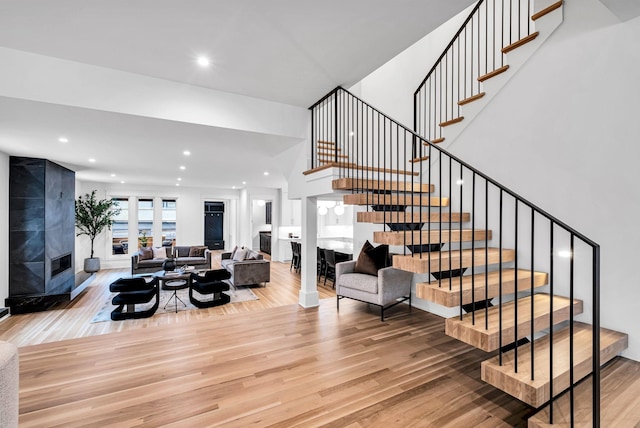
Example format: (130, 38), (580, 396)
(221, 249), (270, 286)
(336, 260), (412, 321)
(131, 246), (211, 275)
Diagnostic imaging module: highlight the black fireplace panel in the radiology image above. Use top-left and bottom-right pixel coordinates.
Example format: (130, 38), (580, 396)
(7, 157), (75, 313)
(9, 158), (45, 198)
(9, 262), (46, 296)
(9, 231), (45, 263)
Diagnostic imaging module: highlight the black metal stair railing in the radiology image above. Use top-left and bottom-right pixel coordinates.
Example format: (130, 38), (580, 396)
(309, 86), (601, 426)
(414, 0), (534, 142)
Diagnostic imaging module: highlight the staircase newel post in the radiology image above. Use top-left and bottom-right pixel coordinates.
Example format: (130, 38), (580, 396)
(334, 89), (339, 164)
(593, 245), (601, 427)
(310, 107), (315, 169)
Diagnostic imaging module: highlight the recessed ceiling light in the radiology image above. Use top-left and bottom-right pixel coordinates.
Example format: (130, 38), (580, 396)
(88, 158), (96, 163)
(110, 173), (116, 177)
(179, 166), (186, 170)
(58, 137), (68, 143)
(197, 56), (210, 67)
(177, 177), (182, 181)
(242, 181), (246, 185)
(183, 150), (191, 156)
(264, 171), (269, 176)
(120, 180), (125, 184)
(232, 186), (236, 189)
(176, 183), (180, 187)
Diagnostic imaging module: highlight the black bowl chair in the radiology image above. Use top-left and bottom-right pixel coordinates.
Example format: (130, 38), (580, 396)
(189, 269), (232, 308)
(109, 277), (159, 321)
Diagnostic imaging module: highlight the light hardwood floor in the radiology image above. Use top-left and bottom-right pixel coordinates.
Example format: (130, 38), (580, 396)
(2, 251), (636, 426)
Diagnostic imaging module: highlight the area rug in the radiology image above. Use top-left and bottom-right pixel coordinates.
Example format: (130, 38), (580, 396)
(91, 283), (259, 323)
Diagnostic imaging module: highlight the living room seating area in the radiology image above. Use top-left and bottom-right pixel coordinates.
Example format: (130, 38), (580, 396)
(131, 245), (212, 274)
(221, 246), (270, 287)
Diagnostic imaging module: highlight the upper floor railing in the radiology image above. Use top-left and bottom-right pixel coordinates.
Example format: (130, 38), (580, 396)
(414, 0), (535, 142)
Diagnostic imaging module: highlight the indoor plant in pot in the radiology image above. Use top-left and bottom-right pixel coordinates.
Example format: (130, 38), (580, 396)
(75, 190), (121, 273)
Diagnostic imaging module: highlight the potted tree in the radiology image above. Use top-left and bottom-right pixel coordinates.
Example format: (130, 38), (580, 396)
(75, 190), (121, 273)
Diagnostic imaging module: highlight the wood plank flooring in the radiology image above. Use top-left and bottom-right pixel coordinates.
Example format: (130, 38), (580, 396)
(0, 251), (335, 347)
(17, 299), (537, 427)
(3, 250), (639, 426)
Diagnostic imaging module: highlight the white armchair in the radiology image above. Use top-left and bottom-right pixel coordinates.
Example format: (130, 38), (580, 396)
(336, 260), (413, 321)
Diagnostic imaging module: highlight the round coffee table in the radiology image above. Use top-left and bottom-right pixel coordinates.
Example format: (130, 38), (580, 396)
(154, 271), (192, 313)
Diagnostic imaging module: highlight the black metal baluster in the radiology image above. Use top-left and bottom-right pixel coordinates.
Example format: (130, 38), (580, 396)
(499, 189), (503, 365)
(514, 199), (519, 373)
(530, 207), (535, 380)
(593, 245), (601, 427)
(549, 222), (554, 424)
(570, 233), (575, 428)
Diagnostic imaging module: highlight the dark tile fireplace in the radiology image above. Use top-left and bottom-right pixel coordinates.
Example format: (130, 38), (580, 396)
(6, 157), (76, 314)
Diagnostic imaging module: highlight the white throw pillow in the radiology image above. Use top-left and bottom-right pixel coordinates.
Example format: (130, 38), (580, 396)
(152, 247), (167, 259)
(233, 248), (249, 261)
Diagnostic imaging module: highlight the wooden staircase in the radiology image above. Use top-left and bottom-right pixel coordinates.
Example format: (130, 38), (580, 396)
(305, 2), (627, 422)
(336, 174), (628, 424)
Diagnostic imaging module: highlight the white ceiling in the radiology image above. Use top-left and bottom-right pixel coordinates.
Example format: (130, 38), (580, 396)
(0, 0), (475, 189)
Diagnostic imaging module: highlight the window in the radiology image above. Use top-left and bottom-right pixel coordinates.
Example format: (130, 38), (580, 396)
(162, 199), (177, 246)
(138, 198), (154, 248)
(111, 198), (129, 255)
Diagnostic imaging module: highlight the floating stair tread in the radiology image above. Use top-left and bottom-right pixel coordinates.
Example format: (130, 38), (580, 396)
(439, 116), (464, 127)
(528, 357), (640, 427)
(317, 140), (336, 146)
(426, 137), (445, 144)
(416, 268), (548, 307)
(357, 211), (470, 224)
(409, 156), (429, 163)
(445, 294), (583, 352)
(478, 65), (510, 82)
(458, 92), (486, 106)
(344, 193), (449, 207)
(373, 229), (491, 246)
(481, 322), (628, 408)
(502, 32), (540, 54)
(393, 248), (515, 274)
(333, 178), (434, 193)
(532, 0), (563, 21)
(317, 153), (349, 159)
(315, 162), (419, 176)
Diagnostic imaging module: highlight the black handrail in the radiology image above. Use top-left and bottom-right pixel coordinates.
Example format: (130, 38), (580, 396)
(315, 86), (596, 247)
(309, 84), (601, 426)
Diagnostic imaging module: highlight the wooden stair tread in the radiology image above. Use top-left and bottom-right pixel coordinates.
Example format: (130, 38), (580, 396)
(502, 32), (540, 54)
(317, 162), (419, 176)
(478, 65), (510, 82)
(344, 193), (449, 207)
(317, 140), (336, 146)
(393, 248), (515, 274)
(357, 211), (470, 224)
(532, 0), (563, 21)
(439, 116), (464, 127)
(426, 137), (445, 144)
(409, 156), (429, 163)
(373, 229), (491, 246)
(528, 357), (640, 427)
(458, 92), (486, 106)
(481, 322), (628, 408)
(445, 294), (583, 352)
(333, 178), (434, 193)
(318, 153), (349, 159)
(416, 268), (548, 307)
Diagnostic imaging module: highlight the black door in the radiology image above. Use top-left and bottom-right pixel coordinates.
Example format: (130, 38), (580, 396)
(204, 201), (224, 250)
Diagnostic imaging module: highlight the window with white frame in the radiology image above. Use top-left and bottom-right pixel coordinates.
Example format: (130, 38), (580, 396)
(138, 198), (154, 248)
(162, 199), (177, 246)
(111, 198), (129, 255)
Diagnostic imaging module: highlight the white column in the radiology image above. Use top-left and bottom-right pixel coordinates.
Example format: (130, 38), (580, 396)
(299, 195), (319, 308)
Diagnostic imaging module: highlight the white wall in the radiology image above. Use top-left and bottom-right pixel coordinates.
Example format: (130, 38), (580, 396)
(352, 0), (640, 360)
